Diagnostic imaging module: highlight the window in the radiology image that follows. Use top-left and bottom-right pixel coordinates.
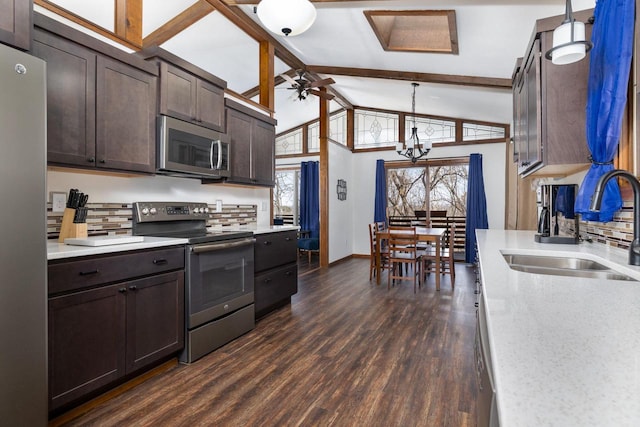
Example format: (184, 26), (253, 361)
(386, 160), (468, 218)
(275, 128), (303, 156)
(308, 121), (319, 153)
(354, 109), (399, 148)
(405, 116), (456, 144)
(330, 110), (347, 145)
(273, 169), (299, 225)
(462, 122), (506, 141)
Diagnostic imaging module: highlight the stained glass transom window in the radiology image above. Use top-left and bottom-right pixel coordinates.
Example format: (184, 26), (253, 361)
(330, 110), (347, 145)
(308, 121), (319, 153)
(405, 116), (455, 144)
(462, 122), (506, 141)
(354, 109), (398, 148)
(275, 128), (303, 156)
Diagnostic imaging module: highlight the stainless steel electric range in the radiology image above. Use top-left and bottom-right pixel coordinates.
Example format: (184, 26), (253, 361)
(133, 202), (255, 363)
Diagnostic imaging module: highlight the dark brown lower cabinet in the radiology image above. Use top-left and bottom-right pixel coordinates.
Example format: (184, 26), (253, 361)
(48, 270), (184, 412)
(254, 230), (298, 318)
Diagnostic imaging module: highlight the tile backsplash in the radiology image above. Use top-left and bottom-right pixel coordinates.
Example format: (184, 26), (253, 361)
(47, 202), (257, 240)
(580, 200), (634, 249)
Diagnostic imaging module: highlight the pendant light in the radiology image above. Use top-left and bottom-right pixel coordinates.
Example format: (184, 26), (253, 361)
(256, 0), (317, 37)
(544, 0), (592, 65)
(397, 83), (432, 163)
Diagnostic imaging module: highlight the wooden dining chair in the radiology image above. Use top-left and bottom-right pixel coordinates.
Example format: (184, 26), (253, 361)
(387, 226), (421, 292)
(421, 224), (456, 289)
(369, 222), (390, 280)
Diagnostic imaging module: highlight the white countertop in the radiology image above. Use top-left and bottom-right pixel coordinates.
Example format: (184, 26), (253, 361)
(47, 236), (189, 260)
(476, 230), (640, 426)
(48, 227), (299, 260)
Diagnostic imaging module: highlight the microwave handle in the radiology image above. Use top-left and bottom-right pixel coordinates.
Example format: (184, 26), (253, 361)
(209, 141), (214, 170)
(215, 140), (223, 170)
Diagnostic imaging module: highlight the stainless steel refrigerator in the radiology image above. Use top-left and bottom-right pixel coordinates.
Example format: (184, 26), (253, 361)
(0, 43), (48, 425)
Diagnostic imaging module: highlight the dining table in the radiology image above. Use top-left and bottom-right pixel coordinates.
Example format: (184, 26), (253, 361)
(375, 227), (447, 290)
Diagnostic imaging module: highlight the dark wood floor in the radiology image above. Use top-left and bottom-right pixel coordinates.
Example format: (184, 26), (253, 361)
(60, 258), (478, 427)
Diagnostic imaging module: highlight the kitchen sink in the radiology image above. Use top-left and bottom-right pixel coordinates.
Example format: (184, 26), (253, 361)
(501, 252), (638, 282)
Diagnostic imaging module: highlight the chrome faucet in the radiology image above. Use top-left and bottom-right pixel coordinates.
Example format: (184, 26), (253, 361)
(590, 169), (640, 266)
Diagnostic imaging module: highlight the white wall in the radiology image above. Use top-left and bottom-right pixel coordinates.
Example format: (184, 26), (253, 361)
(350, 142), (507, 255)
(328, 144), (353, 263)
(276, 141), (507, 259)
(47, 170), (272, 227)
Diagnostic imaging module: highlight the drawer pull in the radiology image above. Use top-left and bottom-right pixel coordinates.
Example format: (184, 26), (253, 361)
(263, 241), (272, 246)
(79, 269), (99, 276)
(285, 237), (291, 241)
(118, 288), (127, 293)
(285, 271), (292, 276)
(129, 285), (138, 291)
(153, 259), (168, 265)
(264, 278), (271, 283)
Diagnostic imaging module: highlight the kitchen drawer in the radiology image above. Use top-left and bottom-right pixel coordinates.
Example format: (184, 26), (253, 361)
(48, 246), (185, 295)
(254, 230), (297, 272)
(255, 263), (298, 317)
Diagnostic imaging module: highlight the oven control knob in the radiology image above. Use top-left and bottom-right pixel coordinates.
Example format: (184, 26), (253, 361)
(141, 207), (149, 215)
(203, 207), (209, 213)
(194, 207), (201, 214)
(149, 207), (157, 215)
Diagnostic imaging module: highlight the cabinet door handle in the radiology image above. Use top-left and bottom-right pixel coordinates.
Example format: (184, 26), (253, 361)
(153, 259), (168, 265)
(87, 157), (95, 163)
(118, 288), (127, 293)
(264, 278), (271, 283)
(285, 271), (292, 276)
(79, 269), (99, 276)
(129, 285), (138, 291)
(99, 159), (106, 164)
(285, 237), (291, 241)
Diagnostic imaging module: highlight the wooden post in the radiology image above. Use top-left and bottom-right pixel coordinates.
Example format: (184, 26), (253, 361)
(319, 87), (330, 267)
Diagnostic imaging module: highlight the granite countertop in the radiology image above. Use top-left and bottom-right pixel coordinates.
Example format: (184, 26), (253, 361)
(47, 236), (189, 260)
(476, 230), (640, 426)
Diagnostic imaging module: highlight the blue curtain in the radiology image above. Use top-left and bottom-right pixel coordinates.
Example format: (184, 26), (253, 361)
(299, 161), (319, 239)
(574, 0), (635, 222)
(374, 159), (387, 224)
(465, 153), (488, 263)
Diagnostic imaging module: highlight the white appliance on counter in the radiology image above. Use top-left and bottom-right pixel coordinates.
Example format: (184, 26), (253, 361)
(0, 43), (48, 425)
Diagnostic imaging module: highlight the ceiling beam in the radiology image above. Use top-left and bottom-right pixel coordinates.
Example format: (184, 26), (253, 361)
(143, 0), (215, 48)
(306, 65), (513, 89)
(114, 0), (142, 46)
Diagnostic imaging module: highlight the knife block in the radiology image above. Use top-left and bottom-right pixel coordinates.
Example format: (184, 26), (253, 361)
(58, 208), (88, 243)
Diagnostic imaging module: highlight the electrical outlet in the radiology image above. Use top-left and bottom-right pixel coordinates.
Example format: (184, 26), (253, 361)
(51, 192), (66, 212)
(215, 200), (223, 212)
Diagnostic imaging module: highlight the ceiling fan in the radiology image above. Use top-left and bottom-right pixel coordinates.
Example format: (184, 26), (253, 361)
(281, 70), (335, 101)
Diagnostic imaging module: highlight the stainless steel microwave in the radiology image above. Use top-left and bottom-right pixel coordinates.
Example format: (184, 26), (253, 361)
(157, 115), (230, 179)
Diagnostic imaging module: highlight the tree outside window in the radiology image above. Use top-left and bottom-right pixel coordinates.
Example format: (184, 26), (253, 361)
(273, 170), (299, 225)
(387, 162), (468, 218)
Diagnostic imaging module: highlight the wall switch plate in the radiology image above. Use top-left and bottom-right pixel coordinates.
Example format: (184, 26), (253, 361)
(51, 192), (66, 212)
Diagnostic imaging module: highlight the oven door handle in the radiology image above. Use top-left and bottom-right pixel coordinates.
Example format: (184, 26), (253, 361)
(191, 237), (255, 253)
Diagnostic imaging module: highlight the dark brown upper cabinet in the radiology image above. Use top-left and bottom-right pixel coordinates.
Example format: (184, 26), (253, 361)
(0, 0), (32, 50)
(223, 99), (276, 187)
(139, 47), (227, 132)
(512, 10), (593, 178)
(31, 13), (158, 174)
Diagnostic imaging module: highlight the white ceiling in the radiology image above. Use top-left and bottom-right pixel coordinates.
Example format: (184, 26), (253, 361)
(47, 0), (597, 133)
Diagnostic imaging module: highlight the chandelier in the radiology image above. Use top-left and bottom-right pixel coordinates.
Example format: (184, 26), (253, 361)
(544, 0), (592, 65)
(397, 83), (432, 163)
(256, 0), (317, 37)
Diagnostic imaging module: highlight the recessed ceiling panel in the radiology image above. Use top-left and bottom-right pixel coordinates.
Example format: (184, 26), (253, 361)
(364, 10), (458, 54)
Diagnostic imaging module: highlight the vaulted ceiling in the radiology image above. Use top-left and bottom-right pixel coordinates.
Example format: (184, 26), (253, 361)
(34, 0), (596, 133)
